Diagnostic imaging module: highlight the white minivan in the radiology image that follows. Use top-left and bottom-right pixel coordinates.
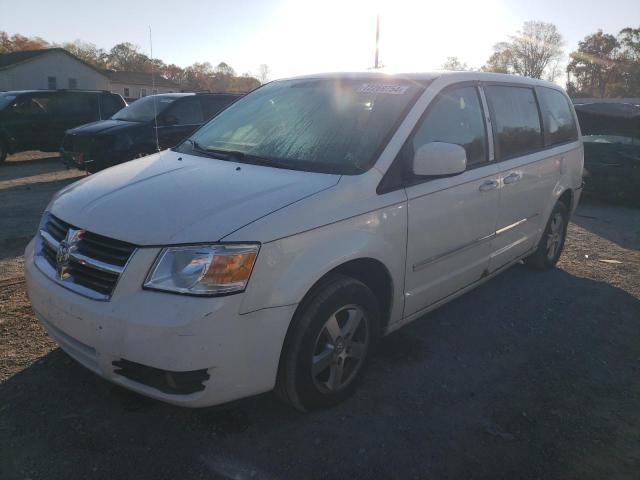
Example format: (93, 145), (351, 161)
(25, 72), (583, 411)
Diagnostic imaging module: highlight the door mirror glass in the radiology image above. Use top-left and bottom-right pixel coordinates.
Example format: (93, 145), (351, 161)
(412, 142), (467, 176)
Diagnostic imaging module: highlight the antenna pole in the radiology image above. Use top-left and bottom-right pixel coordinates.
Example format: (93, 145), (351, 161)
(374, 14), (380, 69)
(150, 25), (160, 152)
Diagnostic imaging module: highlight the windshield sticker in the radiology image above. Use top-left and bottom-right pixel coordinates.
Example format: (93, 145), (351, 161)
(357, 83), (409, 95)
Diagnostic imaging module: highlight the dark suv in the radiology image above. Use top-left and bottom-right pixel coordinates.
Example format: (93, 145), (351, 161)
(61, 92), (242, 173)
(0, 90), (126, 164)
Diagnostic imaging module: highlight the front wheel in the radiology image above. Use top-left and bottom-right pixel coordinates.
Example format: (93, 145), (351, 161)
(276, 273), (380, 411)
(525, 201), (569, 270)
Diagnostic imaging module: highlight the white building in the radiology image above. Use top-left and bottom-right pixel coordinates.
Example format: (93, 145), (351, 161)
(0, 48), (179, 101)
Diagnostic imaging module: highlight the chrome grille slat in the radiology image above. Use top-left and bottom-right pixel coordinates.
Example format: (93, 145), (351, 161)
(35, 214), (137, 300)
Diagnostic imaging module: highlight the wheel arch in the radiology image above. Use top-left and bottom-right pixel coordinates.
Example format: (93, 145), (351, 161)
(273, 257), (395, 407)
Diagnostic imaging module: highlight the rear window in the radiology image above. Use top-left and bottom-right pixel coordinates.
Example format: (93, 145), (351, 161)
(101, 94), (125, 118)
(537, 87), (578, 146)
(485, 85), (543, 160)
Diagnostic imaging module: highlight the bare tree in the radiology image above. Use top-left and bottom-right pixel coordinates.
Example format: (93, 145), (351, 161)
(483, 21), (564, 79)
(441, 56), (469, 71)
(258, 64), (271, 83)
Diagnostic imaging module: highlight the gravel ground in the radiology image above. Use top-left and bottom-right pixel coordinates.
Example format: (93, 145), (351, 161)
(1, 154), (639, 480)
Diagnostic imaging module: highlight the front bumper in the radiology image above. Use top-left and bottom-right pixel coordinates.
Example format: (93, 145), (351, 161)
(24, 239), (295, 407)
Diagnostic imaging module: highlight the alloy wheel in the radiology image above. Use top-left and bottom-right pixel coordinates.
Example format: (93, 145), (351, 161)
(311, 304), (369, 393)
(546, 212), (565, 261)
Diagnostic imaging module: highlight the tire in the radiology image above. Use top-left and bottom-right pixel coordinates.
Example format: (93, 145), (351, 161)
(0, 139), (7, 166)
(524, 201), (569, 270)
(276, 273), (380, 411)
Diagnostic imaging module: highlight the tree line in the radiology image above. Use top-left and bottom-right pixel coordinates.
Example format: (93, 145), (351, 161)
(0, 32), (265, 93)
(444, 22), (640, 98)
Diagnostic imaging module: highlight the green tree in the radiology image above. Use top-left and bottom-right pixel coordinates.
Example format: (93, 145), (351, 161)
(618, 27), (640, 96)
(567, 30), (620, 98)
(107, 42), (152, 71)
(59, 40), (107, 68)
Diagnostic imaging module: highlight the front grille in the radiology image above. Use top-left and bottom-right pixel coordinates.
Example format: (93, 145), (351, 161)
(63, 134), (112, 154)
(37, 214), (137, 300)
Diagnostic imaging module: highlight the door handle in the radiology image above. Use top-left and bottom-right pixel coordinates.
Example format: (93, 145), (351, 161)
(479, 179), (499, 192)
(503, 172), (521, 184)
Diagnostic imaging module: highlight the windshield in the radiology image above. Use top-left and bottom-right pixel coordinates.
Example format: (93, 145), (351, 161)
(111, 95), (177, 122)
(187, 78), (423, 174)
(0, 93), (17, 110)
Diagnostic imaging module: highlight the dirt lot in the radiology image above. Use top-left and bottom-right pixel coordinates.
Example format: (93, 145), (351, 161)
(1, 154), (639, 480)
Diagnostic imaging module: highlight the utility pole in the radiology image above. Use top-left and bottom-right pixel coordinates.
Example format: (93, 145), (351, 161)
(374, 14), (380, 69)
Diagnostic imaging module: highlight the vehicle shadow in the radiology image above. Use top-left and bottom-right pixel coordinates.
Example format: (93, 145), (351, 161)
(1, 265), (639, 480)
(572, 200), (640, 251)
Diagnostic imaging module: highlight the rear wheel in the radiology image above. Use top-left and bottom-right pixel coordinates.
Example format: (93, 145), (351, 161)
(276, 273), (380, 411)
(524, 201), (569, 270)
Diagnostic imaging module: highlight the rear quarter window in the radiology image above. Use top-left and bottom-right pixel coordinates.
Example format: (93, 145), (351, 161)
(537, 87), (578, 146)
(485, 85), (543, 160)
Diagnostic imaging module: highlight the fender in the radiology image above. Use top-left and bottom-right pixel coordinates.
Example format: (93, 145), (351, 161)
(239, 199), (408, 329)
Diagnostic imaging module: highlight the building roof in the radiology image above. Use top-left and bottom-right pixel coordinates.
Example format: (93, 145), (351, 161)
(104, 70), (178, 88)
(0, 48), (62, 69)
(0, 48), (178, 89)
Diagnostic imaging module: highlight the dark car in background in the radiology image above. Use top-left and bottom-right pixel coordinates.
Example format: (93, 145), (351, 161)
(0, 90), (126, 165)
(61, 92), (242, 173)
(575, 102), (640, 206)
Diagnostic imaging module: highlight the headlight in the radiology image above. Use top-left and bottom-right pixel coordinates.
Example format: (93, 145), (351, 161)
(144, 244), (259, 296)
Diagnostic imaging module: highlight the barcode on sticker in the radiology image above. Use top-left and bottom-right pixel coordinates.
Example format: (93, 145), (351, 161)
(357, 83), (409, 95)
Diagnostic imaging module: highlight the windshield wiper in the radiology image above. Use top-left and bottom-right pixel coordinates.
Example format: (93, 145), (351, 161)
(186, 139), (292, 169)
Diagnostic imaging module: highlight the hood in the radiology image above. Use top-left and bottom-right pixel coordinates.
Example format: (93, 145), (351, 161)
(67, 119), (142, 136)
(50, 150), (340, 245)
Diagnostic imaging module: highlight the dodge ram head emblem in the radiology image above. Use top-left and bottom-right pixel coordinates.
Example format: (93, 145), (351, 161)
(56, 228), (83, 280)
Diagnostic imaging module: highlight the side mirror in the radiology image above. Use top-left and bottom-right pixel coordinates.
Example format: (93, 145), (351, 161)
(161, 114), (178, 126)
(413, 142), (467, 177)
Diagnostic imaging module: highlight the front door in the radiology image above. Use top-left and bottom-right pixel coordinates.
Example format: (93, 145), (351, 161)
(403, 85), (500, 317)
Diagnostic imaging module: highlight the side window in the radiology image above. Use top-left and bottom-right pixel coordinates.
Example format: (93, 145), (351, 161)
(123, 87), (130, 98)
(47, 76), (57, 90)
(101, 94), (124, 118)
(165, 98), (204, 125)
(11, 96), (49, 116)
(201, 96), (236, 119)
(47, 93), (96, 116)
(410, 86), (488, 168)
(485, 85), (542, 160)
(537, 87), (578, 146)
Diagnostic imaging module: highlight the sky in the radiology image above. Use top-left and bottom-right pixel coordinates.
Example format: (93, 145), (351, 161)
(1, 0), (638, 81)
